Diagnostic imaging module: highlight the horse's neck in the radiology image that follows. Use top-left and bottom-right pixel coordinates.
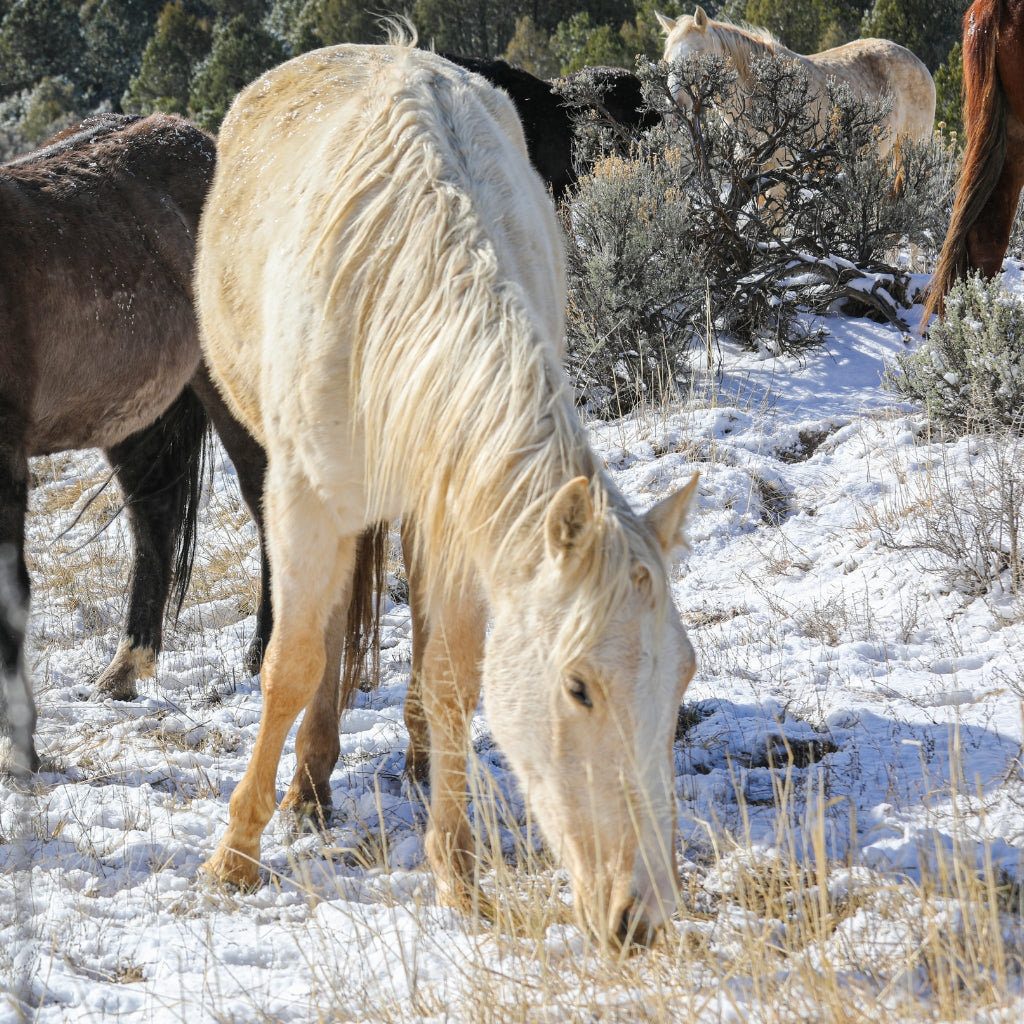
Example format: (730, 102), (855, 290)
(715, 23), (798, 67)
(409, 357), (609, 605)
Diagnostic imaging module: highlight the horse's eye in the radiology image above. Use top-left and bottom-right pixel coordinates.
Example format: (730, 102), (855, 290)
(567, 676), (593, 709)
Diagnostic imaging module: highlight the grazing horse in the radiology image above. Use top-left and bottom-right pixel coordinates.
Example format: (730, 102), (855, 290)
(196, 38), (699, 950)
(657, 6), (936, 163)
(0, 114), (272, 776)
(924, 0), (1024, 321)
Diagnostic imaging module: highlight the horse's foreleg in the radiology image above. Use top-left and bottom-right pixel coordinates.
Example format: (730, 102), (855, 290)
(421, 590), (487, 909)
(189, 366), (272, 676)
(98, 392), (206, 700)
(0, 419), (36, 776)
(401, 517), (431, 784)
(203, 482), (356, 890)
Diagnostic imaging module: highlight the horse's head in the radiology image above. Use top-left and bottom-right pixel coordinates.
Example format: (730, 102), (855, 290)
(482, 473), (699, 950)
(657, 7), (716, 109)
(657, 6), (714, 61)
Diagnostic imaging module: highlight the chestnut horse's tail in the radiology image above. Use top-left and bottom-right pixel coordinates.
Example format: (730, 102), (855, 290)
(339, 522), (387, 708)
(923, 0), (1007, 323)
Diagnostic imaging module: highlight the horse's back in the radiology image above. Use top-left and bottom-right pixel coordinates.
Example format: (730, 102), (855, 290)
(808, 37), (936, 142)
(198, 42), (565, 507)
(0, 114), (215, 453)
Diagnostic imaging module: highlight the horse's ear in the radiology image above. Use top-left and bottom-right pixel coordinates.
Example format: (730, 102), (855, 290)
(644, 473), (699, 556)
(694, 6), (709, 30)
(546, 477), (596, 564)
(655, 11), (676, 34)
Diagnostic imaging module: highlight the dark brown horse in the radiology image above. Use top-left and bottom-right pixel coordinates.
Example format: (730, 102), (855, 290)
(924, 0), (1024, 320)
(0, 113), (272, 776)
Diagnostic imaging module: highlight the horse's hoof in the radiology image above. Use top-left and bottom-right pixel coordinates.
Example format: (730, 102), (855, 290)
(402, 751), (430, 786)
(201, 845), (262, 891)
(280, 783), (332, 827)
(94, 640), (155, 701)
(92, 679), (138, 702)
(1, 739), (41, 778)
(243, 637), (266, 677)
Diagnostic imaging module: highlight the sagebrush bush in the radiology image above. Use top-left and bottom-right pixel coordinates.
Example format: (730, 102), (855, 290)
(559, 54), (957, 415)
(887, 274), (1024, 435)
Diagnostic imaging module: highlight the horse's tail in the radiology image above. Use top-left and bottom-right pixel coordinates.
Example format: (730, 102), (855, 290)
(338, 522), (387, 708)
(923, 0), (1007, 324)
(162, 387), (211, 616)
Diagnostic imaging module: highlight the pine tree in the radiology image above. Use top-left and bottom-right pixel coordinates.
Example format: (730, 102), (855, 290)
(79, 0), (165, 107)
(188, 14), (286, 130)
(122, 1), (212, 116)
(861, 0), (962, 71)
(0, 0), (83, 95)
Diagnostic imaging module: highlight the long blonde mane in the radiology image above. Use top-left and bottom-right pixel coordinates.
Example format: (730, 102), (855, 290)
(311, 41), (669, 656)
(701, 18), (783, 80)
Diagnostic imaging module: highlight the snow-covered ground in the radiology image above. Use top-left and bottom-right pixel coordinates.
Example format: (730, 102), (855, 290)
(3, 273), (1024, 1022)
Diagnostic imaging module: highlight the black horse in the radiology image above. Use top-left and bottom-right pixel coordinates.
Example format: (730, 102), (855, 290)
(446, 56), (660, 199)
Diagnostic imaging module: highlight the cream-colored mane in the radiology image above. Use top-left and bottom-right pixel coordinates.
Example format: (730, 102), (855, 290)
(331, 69), (670, 653)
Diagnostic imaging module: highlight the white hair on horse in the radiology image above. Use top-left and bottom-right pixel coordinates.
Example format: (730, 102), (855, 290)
(196, 30), (698, 951)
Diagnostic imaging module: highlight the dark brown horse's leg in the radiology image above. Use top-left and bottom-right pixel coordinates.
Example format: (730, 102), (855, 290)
(97, 389), (209, 700)
(401, 517), (431, 784)
(188, 366), (272, 676)
(0, 413), (38, 775)
(968, 116), (1024, 277)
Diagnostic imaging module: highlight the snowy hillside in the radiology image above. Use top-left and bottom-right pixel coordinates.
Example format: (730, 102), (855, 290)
(2, 275), (1023, 1022)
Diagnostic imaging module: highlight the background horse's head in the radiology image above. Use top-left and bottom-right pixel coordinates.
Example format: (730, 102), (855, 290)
(482, 475), (699, 948)
(657, 7), (775, 110)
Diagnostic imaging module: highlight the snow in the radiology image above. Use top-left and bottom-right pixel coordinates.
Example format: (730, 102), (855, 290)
(3, 272), (1024, 1022)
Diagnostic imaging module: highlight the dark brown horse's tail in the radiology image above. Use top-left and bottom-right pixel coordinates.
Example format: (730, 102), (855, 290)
(165, 388), (212, 615)
(338, 522), (387, 709)
(923, 0), (1007, 324)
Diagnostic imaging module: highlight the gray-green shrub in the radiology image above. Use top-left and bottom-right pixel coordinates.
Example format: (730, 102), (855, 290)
(887, 274), (1024, 435)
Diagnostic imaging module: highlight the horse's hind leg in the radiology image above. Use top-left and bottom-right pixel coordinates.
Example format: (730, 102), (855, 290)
(188, 365), (272, 676)
(0, 415), (37, 775)
(97, 389), (207, 700)
(421, 587), (487, 908)
(401, 517), (431, 784)
(279, 598), (346, 817)
(203, 473), (356, 889)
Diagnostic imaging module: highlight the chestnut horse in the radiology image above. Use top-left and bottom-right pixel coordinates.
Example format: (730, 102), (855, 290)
(196, 37), (698, 949)
(0, 114), (272, 776)
(924, 0), (1024, 320)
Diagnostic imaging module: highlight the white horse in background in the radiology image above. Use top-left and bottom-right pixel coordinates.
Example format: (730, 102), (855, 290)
(194, 32), (699, 951)
(657, 6), (936, 160)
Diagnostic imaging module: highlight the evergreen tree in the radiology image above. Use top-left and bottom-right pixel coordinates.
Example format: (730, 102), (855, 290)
(0, 0), (83, 95)
(934, 41), (963, 135)
(122, 1), (212, 115)
(552, 12), (631, 74)
(861, 0), (962, 71)
(188, 14), (286, 129)
(503, 15), (560, 77)
(79, 0), (165, 107)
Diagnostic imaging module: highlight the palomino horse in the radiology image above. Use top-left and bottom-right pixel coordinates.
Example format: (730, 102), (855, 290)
(657, 7), (936, 163)
(0, 114), (272, 776)
(924, 0), (1024, 320)
(196, 38), (699, 949)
